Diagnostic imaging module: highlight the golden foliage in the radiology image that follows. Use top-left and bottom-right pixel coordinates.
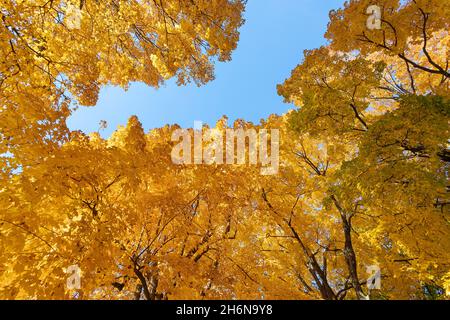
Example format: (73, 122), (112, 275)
(1, 0), (449, 300)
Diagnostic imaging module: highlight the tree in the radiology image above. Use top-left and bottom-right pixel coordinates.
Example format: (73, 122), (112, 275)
(0, 0), (246, 180)
(0, 117), (267, 299)
(275, 0), (449, 299)
(1, 0), (449, 300)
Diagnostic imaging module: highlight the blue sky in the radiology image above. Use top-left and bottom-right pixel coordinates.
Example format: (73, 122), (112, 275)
(67, 0), (345, 138)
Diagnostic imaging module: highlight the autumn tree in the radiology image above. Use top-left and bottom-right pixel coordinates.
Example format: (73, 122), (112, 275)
(0, 0), (246, 179)
(1, 0), (252, 300)
(275, 0), (449, 299)
(0, 116), (272, 299)
(1, 0), (449, 301)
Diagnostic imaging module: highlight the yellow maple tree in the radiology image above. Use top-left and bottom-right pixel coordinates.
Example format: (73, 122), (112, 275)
(1, 0), (449, 300)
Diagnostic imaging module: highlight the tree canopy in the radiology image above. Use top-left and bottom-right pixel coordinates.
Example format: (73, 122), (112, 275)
(1, 0), (449, 300)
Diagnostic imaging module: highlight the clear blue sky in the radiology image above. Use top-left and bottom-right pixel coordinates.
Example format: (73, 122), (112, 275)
(67, 0), (345, 138)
